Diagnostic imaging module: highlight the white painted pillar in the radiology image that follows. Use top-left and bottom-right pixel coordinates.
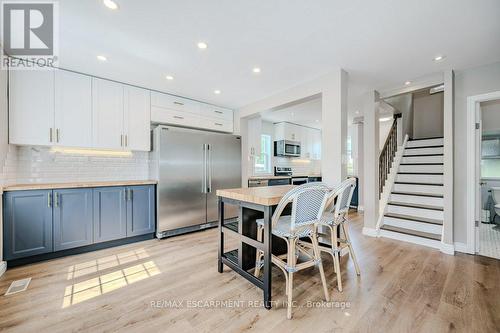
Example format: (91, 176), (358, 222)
(442, 70), (454, 252)
(321, 69), (348, 185)
(362, 91), (380, 234)
(352, 121), (364, 209)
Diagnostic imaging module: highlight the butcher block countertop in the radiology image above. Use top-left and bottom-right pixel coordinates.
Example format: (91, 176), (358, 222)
(247, 176), (291, 180)
(2, 180), (157, 192)
(216, 185), (295, 206)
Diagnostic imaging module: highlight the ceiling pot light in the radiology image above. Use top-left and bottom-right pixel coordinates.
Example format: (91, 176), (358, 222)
(214, 90), (221, 94)
(197, 42), (208, 49)
(252, 67), (261, 73)
(379, 116), (393, 122)
(434, 55), (446, 62)
(97, 55), (107, 62)
(404, 81), (411, 86)
(165, 75), (174, 80)
(103, 0), (119, 10)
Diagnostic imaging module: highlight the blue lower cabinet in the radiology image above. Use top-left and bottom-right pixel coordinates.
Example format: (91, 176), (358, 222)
(93, 187), (127, 243)
(53, 189), (93, 251)
(3, 190), (53, 260)
(126, 185), (155, 236)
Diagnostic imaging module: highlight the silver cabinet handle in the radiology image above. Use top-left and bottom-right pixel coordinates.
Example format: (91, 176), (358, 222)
(125, 135), (128, 147)
(47, 192), (52, 207)
(121, 134), (124, 147)
(54, 192), (59, 208)
(173, 101), (184, 106)
(202, 144), (208, 193)
(214, 110), (223, 114)
(56, 128), (60, 143)
(173, 115), (184, 120)
(207, 144), (212, 193)
(49, 128), (53, 143)
(214, 123), (223, 126)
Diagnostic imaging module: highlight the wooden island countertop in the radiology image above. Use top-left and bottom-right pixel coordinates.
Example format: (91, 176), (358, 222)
(216, 185), (294, 206)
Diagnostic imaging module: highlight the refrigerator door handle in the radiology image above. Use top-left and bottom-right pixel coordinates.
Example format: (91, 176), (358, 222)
(207, 144), (212, 193)
(202, 144), (207, 193)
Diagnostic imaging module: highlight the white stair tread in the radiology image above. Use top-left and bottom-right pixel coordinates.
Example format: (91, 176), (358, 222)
(388, 201), (443, 211)
(380, 224), (441, 241)
(391, 191), (443, 198)
(384, 212), (443, 225)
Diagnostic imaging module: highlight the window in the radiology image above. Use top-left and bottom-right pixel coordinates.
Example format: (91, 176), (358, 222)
(346, 135), (354, 175)
(254, 134), (272, 174)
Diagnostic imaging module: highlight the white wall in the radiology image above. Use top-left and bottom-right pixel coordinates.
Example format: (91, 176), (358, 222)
(481, 99), (500, 133)
(454, 61), (500, 244)
(385, 93), (413, 139)
(413, 90), (444, 139)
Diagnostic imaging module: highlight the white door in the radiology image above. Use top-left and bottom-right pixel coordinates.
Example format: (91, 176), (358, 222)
(54, 70), (92, 147)
(475, 102), (482, 253)
(124, 86), (151, 151)
(9, 69), (55, 146)
(92, 78), (124, 149)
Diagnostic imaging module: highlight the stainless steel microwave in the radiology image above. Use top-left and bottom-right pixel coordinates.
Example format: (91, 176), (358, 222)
(274, 140), (301, 157)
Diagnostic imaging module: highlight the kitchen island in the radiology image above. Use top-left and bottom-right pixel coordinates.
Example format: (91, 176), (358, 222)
(216, 185), (294, 309)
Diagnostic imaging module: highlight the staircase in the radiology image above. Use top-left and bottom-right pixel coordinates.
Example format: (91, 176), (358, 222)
(380, 137), (444, 248)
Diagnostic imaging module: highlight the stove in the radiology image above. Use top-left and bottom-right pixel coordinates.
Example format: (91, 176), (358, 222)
(274, 167), (292, 176)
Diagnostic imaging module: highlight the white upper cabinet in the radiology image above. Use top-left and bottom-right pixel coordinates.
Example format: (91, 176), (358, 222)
(54, 70), (92, 147)
(247, 117), (262, 158)
(150, 91), (234, 133)
(9, 69), (55, 146)
(274, 122), (321, 160)
(124, 86), (151, 151)
(92, 78), (124, 150)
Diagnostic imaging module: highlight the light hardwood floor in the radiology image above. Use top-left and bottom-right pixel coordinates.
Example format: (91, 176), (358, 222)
(0, 212), (499, 332)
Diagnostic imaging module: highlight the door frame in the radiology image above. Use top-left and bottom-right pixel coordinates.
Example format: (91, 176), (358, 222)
(466, 90), (500, 253)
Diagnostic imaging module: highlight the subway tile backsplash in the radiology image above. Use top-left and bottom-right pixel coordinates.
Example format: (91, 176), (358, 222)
(0, 146), (150, 186)
(273, 156), (321, 176)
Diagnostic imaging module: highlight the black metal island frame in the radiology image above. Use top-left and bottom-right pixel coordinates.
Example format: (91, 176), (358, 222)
(216, 185), (294, 309)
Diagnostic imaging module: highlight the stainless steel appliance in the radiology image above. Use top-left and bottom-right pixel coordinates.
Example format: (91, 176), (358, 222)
(248, 179), (269, 187)
(275, 166), (293, 176)
(274, 140), (301, 157)
(152, 125), (241, 238)
(291, 177), (308, 185)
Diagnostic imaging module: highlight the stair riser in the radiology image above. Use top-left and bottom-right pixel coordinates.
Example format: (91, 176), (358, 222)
(404, 147), (443, 155)
(396, 174), (443, 184)
(401, 155), (443, 164)
(387, 204), (444, 220)
(393, 183), (444, 195)
(399, 164), (443, 173)
(383, 217), (443, 234)
(390, 193), (444, 207)
(406, 138), (444, 148)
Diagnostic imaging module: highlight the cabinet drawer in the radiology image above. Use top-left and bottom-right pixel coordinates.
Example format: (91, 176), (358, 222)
(200, 105), (233, 121)
(151, 107), (200, 127)
(151, 92), (199, 114)
(202, 118), (233, 133)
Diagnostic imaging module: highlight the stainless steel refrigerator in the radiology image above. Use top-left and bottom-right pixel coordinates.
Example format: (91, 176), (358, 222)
(152, 125), (241, 238)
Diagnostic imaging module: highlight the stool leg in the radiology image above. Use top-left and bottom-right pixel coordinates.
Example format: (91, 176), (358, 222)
(331, 224), (342, 292)
(342, 223), (360, 276)
(286, 238), (296, 319)
(312, 232), (330, 302)
(254, 225), (264, 277)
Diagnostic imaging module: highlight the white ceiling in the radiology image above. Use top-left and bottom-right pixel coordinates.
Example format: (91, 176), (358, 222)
(261, 97), (322, 129)
(56, 0), (500, 109)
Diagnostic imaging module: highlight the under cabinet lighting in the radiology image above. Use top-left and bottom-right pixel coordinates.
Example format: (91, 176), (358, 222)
(50, 147), (132, 157)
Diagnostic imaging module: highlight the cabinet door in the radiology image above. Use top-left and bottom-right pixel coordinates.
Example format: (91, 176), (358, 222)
(55, 70), (92, 147)
(313, 130), (322, 160)
(247, 117), (262, 157)
(126, 185), (155, 236)
(92, 78), (124, 149)
(124, 86), (151, 151)
(3, 190), (53, 260)
(53, 189), (93, 251)
(9, 69), (55, 146)
(93, 187), (127, 243)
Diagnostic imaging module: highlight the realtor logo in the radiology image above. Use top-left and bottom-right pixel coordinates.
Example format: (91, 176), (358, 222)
(1, 1), (59, 69)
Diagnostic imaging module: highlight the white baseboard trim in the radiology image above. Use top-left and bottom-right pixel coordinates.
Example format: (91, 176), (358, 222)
(379, 229), (441, 250)
(362, 227), (378, 237)
(440, 242), (455, 255)
(0, 261), (6, 277)
(357, 205), (364, 212)
(454, 242), (469, 254)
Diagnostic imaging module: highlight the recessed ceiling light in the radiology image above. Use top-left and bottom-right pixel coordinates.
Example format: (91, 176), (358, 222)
(433, 55), (446, 62)
(165, 75), (174, 81)
(197, 42), (208, 49)
(214, 89), (221, 94)
(97, 55), (107, 62)
(405, 81), (411, 86)
(103, 0), (119, 10)
(252, 67), (261, 73)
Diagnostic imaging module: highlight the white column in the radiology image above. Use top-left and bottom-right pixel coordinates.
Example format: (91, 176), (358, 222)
(352, 121), (364, 210)
(362, 90), (380, 235)
(321, 69), (348, 185)
(442, 70), (454, 252)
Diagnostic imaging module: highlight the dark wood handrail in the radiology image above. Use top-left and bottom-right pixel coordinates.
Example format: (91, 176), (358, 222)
(379, 116), (399, 197)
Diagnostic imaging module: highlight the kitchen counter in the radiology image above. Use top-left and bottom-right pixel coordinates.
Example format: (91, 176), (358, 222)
(248, 174), (322, 180)
(217, 185), (295, 206)
(2, 180), (158, 192)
